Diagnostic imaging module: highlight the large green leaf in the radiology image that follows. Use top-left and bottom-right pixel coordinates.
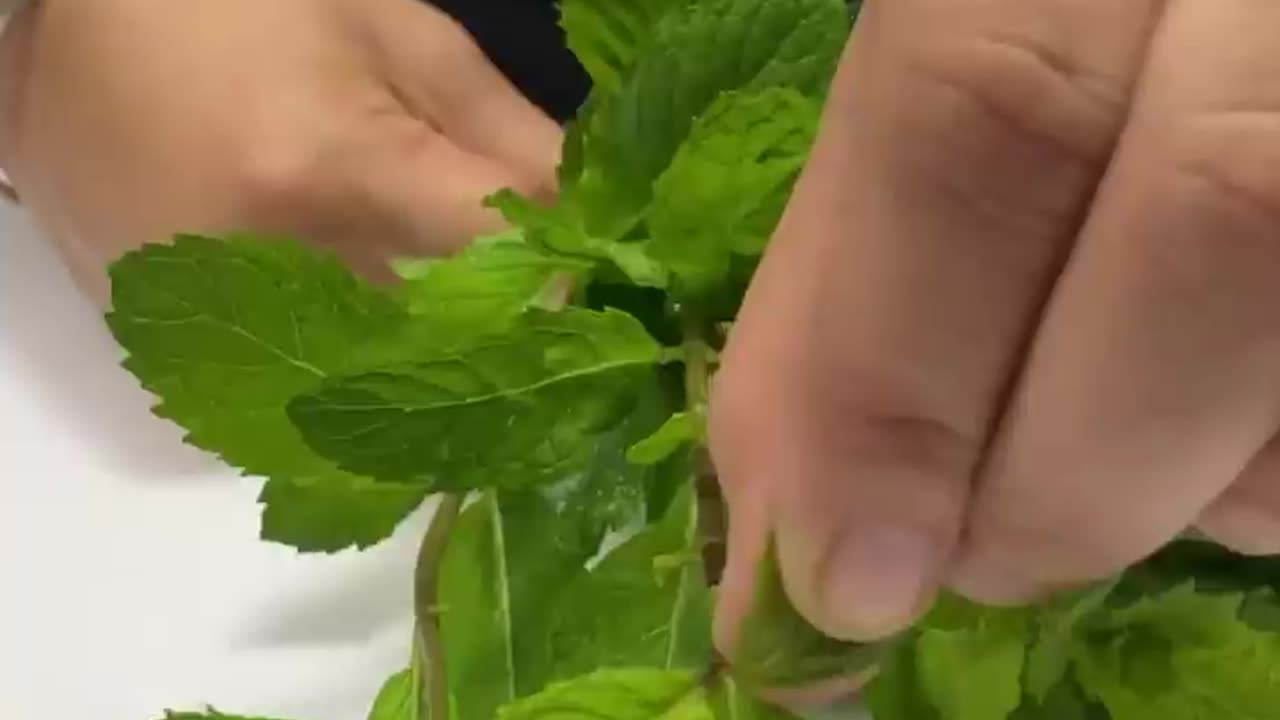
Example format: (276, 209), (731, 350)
(438, 489), (605, 720)
(546, 486), (712, 678)
(288, 308), (663, 491)
(107, 234), (426, 551)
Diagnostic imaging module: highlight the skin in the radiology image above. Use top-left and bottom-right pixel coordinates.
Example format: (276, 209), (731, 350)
(3, 0), (1278, 696)
(711, 0), (1280, 667)
(0, 0), (562, 303)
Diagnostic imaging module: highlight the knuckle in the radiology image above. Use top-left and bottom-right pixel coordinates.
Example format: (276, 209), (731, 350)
(903, 30), (1123, 171)
(968, 493), (1136, 585)
(805, 374), (983, 487)
(235, 131), (325, 210)
(1165, 109), (1280, 234)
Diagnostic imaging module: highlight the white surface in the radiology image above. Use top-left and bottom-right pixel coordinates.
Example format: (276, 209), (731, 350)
(0, 206), (431, 720)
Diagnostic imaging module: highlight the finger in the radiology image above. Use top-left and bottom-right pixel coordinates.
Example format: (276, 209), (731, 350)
(951, 0), (1280, 602)
(280, 115), (529, 279)
(711, 0), (1161, 641)
(1198, 437), (1280, 557)
(370, 0), (562, 197)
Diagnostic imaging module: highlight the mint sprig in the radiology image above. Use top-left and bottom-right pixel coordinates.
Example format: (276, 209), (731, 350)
(109, 1), (1280, 719)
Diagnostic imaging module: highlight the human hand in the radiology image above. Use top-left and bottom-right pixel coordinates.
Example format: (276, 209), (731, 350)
(711, 0), (1280, 657)
(0, 0), (560, 301)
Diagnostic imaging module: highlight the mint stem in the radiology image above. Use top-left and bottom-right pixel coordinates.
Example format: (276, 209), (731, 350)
(415, 493), (464, 720)
(681, 307), (726, 586)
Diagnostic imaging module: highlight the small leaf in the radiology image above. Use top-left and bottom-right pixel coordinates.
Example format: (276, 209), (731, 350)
(626, 410), (704, 465)
(487, 190), (667, 289)
(289, 308), (663, 491)
(496, 668), (711, 720)
(730, 541), (885, 689)
(915, 610), (1030, 720)
(160, 707), (296, 712)
(367, 669), (419, 720)
(863, 640), (941, 720)
(395, 233), (591, 343)
(708, 675), (801, 720)
(559, 0), (686, 92)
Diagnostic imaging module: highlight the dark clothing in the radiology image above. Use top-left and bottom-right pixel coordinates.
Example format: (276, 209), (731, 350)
(428, 0), (591, 123)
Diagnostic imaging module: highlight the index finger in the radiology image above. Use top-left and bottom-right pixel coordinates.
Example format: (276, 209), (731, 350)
(711, 0), (1162, 643)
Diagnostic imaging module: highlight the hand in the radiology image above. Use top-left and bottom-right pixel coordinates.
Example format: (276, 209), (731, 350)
(0, 0), (560, 301)
(711, 0), (1280, 655)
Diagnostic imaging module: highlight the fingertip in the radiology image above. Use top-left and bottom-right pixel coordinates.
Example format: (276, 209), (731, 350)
(785, 521), (942, 642)
(1197, 500), (1280, 558)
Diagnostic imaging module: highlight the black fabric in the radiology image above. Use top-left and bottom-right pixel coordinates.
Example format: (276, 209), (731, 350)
(428, 0), (591, 123)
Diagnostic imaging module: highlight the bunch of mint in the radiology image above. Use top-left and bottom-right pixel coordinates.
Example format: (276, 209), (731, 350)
(106, 1), (1280, 719)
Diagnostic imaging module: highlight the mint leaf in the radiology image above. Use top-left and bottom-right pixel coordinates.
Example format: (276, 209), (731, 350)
(648, 87), (819, 293)
(395, 233), (591, 342)
(708, 675), (801, 720)
(564, 0), (850, 240)
(496, 669), (710, 720)
(258, 476), (428, 552)
(730, 541), (885, 689)
(160, 707), (294, 712)
(626, 410), (703, 465)
(107, 234), (424, 551)
(915, 604), (1030, 720)
(559, 0), (685, 92)
(547, 486), (712, 678)
(863, 640), (941, 720)
(1008, 674), (1109, 720)
(439, 489), (605, 720)
(288, 308), (663, 491)
(368, 669), (419, 720)
(1071, 584), (1280, 719)
(486, 190), (668, 288)
(1024, 582), (1118, 702)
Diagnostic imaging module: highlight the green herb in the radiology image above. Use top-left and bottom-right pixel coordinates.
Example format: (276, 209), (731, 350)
(109, 1), (1280, 719)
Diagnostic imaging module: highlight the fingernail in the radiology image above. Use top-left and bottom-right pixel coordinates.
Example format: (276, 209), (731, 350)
(1198, 502), (1280, 557)
(821, 526), (936, 640)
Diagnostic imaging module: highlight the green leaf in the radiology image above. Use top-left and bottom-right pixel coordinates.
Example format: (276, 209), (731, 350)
(439, 488), (606, 720)
(106, 234), (425, 551)
(863, 640), (942, 720)
(486, 190), (668, 288)
(288, 308), (663, 491)
(915, 606), (1030, 720)
(1071, 584), (1280, 719)
(1008, 673), (1110, 720)
(730, 541), (885, 690)
(648, 87), (819, 293)
(626, 410), (703, 465)
(559, 0), (687, 92)
(547, 486), (712, 678)
(1024, 582), (1118, 702)
(564, 0), (851, 240)
(368, 669), (419, 720)
(708, 675), (801, 720)
(496, 668), (711, 720)
(395, 233), (591, 342)
(257, 476), (428, 553)
(160, 707), (294, 712)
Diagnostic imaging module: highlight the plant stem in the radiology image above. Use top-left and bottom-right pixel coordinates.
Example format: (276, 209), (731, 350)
(415, 493), (464, 720)
(681, 308), (727, 585)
